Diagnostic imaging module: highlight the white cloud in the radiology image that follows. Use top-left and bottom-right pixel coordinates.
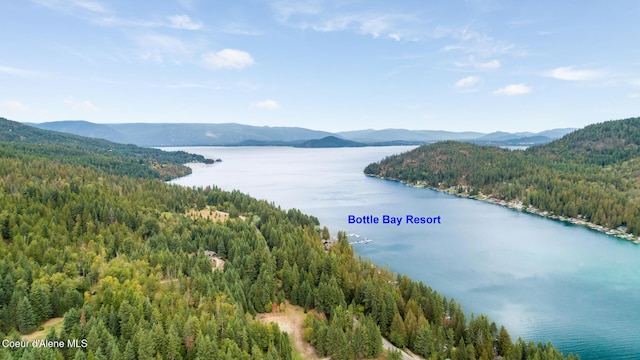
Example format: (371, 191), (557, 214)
(0, 64), (39, 77)
(2, 100), (31, 112)
(311, 15), (351, 32)
(439, 26), (524, 58)
(64, 96), (99, 112)
(94, 15), (205, 31)
(73, 0), (108, 13)
(272, 1), (417, 41)
(476, 59), (501, 69)
(358, 14), (413, 39)
(307, 13), (416, 40)
(202, 49), (255, 70)
(547, 67), (602, 81)
(628, 93), (640, 99)
(493, 84), (531, 96)
(251, 100), (280, 110)
(453, 76), (481, 88)
(168, 15), (203, 30)
(35, 0), (206, 33)
(272, 1), (323, 21)
(33, 0), (108, 14)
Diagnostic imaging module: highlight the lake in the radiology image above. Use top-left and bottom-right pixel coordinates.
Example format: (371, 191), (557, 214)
(166, 146), (640, 360)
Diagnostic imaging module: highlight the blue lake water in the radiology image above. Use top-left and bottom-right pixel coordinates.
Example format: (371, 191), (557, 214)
(166, 146), (640, 359)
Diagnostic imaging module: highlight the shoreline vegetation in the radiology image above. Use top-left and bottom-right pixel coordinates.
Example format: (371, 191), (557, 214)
(0, 118), (579, 359)
(367, 174), (640, 244)
(364, 118), (640, 249)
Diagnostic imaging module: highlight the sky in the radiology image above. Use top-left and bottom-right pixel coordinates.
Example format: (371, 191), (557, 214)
(1, 0), (639, 133)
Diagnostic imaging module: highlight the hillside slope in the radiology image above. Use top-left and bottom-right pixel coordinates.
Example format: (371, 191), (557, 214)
(294, 135), (366, 148)
(365, 117), (640, 237)
(1, 117), (212, 179)
(0, 125), (577, 360)
(33, 120), (130, 143)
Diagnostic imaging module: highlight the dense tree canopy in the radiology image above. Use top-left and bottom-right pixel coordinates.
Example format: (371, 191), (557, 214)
(0, 117), (213, 179)
(365, 117), (640, 235)
(0, 123), (578, 359)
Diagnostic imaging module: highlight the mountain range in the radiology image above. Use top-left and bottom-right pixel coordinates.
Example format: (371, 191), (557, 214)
(30, 120), (576, 147)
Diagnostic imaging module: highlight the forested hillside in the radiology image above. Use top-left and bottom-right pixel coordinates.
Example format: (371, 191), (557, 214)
(1, 118), (212, 180)
(0, 128), (577, 359)
(365, 117), (640, 236)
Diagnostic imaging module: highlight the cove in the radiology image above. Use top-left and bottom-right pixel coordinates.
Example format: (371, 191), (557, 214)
(166, 146), (640, 360)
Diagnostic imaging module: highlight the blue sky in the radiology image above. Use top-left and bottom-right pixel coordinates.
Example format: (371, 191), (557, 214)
(1, 0), (639, 132)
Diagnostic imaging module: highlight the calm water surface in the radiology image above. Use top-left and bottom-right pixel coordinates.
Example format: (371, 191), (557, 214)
(167, 146), (640, 360)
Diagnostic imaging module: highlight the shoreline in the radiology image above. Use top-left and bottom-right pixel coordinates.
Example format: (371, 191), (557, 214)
(368, 174), (640, 245)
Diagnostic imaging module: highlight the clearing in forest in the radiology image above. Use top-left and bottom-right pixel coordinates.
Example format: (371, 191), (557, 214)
(257, 302), (328, 360)
(20, 317), (64, 341)
(185, 206), (229, 223)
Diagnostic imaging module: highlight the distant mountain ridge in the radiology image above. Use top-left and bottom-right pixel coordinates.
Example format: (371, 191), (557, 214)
(1, 117), (211, 179)
(335, 129), (486, 142)
(32, 121), (335, 146)
(476, 131), (535, 141)
(29, 120), (576, 147)
(33, 120), (131, 143)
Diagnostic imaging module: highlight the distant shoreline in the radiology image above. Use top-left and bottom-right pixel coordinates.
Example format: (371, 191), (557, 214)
(367, 174), (640, 244)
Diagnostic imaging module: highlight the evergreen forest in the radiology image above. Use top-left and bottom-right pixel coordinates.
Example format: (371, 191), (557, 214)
(0, 118), (578, 359)
(0, 118), (213, 180)
(365, 117), (640, 236)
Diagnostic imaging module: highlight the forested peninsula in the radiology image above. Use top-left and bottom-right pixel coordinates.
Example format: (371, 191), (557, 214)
(365, 117), (640, 241)
(0, 117), (577, 359)
(0, 118), (213, 180)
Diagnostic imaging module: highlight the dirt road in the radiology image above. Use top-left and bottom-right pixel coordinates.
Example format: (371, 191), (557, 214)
(257, 303), (328, 360)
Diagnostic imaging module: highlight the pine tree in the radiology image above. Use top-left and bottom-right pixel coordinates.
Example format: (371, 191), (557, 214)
(413, 323), (434, 357)
(123, 341), (135, 360)
(364, 316), (382, 357)
(497, 325), (513, 356)
(29, 284), (52, 323)
(17, 296), (37, 334)
(106, 339), (121, 360)
(326, 322), (348, 360)
(386, 348), (403, 360)
(389, 313), (407, 348)
(166, 324), (183, 360)
(45, 324), (58, 342)
(135, 328), (156, 360)
(352, 322), (367, 360)
(195, 331), (216, 360)
(73, 350), (88, 360)
(455, 339), (468, 360)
